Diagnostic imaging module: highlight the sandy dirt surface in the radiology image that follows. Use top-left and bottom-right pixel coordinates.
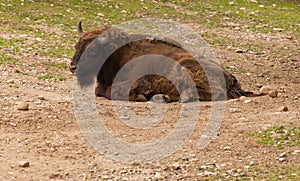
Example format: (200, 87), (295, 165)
(0, 22), (299, 180)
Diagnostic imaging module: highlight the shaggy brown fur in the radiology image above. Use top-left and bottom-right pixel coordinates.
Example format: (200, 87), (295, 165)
(70, 23), (254, 102)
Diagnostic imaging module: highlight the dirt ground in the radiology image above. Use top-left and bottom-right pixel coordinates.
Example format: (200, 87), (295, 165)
(0, 23), (299, 180)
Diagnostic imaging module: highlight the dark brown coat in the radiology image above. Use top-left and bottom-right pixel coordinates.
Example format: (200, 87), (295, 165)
(70, 23), (253, 102)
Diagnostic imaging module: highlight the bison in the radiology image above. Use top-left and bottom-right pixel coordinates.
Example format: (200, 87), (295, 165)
(70, 22), (254, 102)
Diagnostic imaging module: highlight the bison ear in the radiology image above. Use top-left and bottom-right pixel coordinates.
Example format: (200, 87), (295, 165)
(78, 21), (84, 37)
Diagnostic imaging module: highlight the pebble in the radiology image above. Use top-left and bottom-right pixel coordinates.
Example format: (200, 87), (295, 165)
(18, 161), (30, 167)
(223, 146), (231, 150)
(38, 95), (45, 100)
(243, 99), (252, 104)
(119, 170), (127, 174)
(229, 108), (240, 113)
(277, 106), (288, 112)
(171, 163), (181, 170)
(235, 49), (245, 53)
(279, 152), (287, 157)
(292, 150), (300, 154)
(239, 96), (247, 100)
(190, 158), (198, 162)
(17, 102), (29, 111)
(154, 172), (164, 179)
(204, 171), (218, 176)
(268, 90), (278, 98)
(9, 122), (17, 127)
(259, 86), (275, 94)
(278, 157), (286, 162)
(7, 79), (14, 84)
(199, 165), (207, 170)
(182, 157), (189, 161)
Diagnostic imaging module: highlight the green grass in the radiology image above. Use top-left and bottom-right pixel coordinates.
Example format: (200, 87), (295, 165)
(248, 165), (300, 180)
(0, 53), (19, 65)
(194, 162), (299, 180)
(0, 0), (299, 66)
(224, 65), (248, 74)
(38, 74), (66, 82)
(41, 62), (68, 70)
(248, 126), (300, 149)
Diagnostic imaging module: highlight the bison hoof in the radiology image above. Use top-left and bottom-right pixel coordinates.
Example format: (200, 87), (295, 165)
(135, 94), (148, 102)
(150, 94), (171, 103)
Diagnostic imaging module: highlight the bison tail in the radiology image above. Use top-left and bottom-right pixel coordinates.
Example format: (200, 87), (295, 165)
(228, 88), (264, 99)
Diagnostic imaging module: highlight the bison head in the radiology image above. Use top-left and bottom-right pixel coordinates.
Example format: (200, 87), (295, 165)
(69, 22), (111, 73)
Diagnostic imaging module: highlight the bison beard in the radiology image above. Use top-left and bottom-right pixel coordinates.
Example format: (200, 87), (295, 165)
(70, 22), (254, 102)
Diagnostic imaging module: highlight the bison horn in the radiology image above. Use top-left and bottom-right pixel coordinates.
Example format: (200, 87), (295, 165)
(78, 21), (83, 37)
(98, 25), (111, 45)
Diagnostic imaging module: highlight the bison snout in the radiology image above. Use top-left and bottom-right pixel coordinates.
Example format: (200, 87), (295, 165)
(69, 65), (77, 73)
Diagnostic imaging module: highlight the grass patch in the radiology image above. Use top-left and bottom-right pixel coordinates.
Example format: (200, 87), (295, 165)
(247, 165), (300, 180)
(248, 126), (300, 149)
(224, 65), (248, 74)
(38, 74), (66, 82)
(0, 53), (19, 65)
(41, 62), (68, 70)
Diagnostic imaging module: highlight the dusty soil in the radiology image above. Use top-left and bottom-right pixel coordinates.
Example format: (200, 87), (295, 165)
(0, 24), (299, 180)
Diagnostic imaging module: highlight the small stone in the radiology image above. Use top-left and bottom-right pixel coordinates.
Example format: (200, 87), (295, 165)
(171, 163), (181, 170)
(7, 79), (14, 84)
(17, 102), (29, 111)
(204, 171), (218, 176)
(121, 178), (129, 181)
(259, 86), (275, 94)
(278, 157), (286, 162)
(239, 117), (248, 122)
(229, 108), (240, 113)
(182, 157), (189, 161)
(97, 13), (104, 17)
(120, 170), (127, 174)
(249, 161), (255, 166)
(154, 172), (164, 179)
(240, 172), (247, 177)
(235, 49), (245, 53)
(233, 173), (239, 177)
(277, 106), (288, 112)
(190, 158), (199, 162)
(273, 28), (283, 32)
(279, 152), (287, 157)
(224, 146), (231, 150)
(102, 175), (110, 179)
(268, 90), (278, 98)
(18, 161), (29, 167)
(38, 95), (45, 100)
(120, 115), (130, 120)
(199, 165), (207, 170)
(292, 150), (300, 154)
(243, 99), (252, 104)
(239, 96), (247, 100)
(9, 122), (17, 127)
